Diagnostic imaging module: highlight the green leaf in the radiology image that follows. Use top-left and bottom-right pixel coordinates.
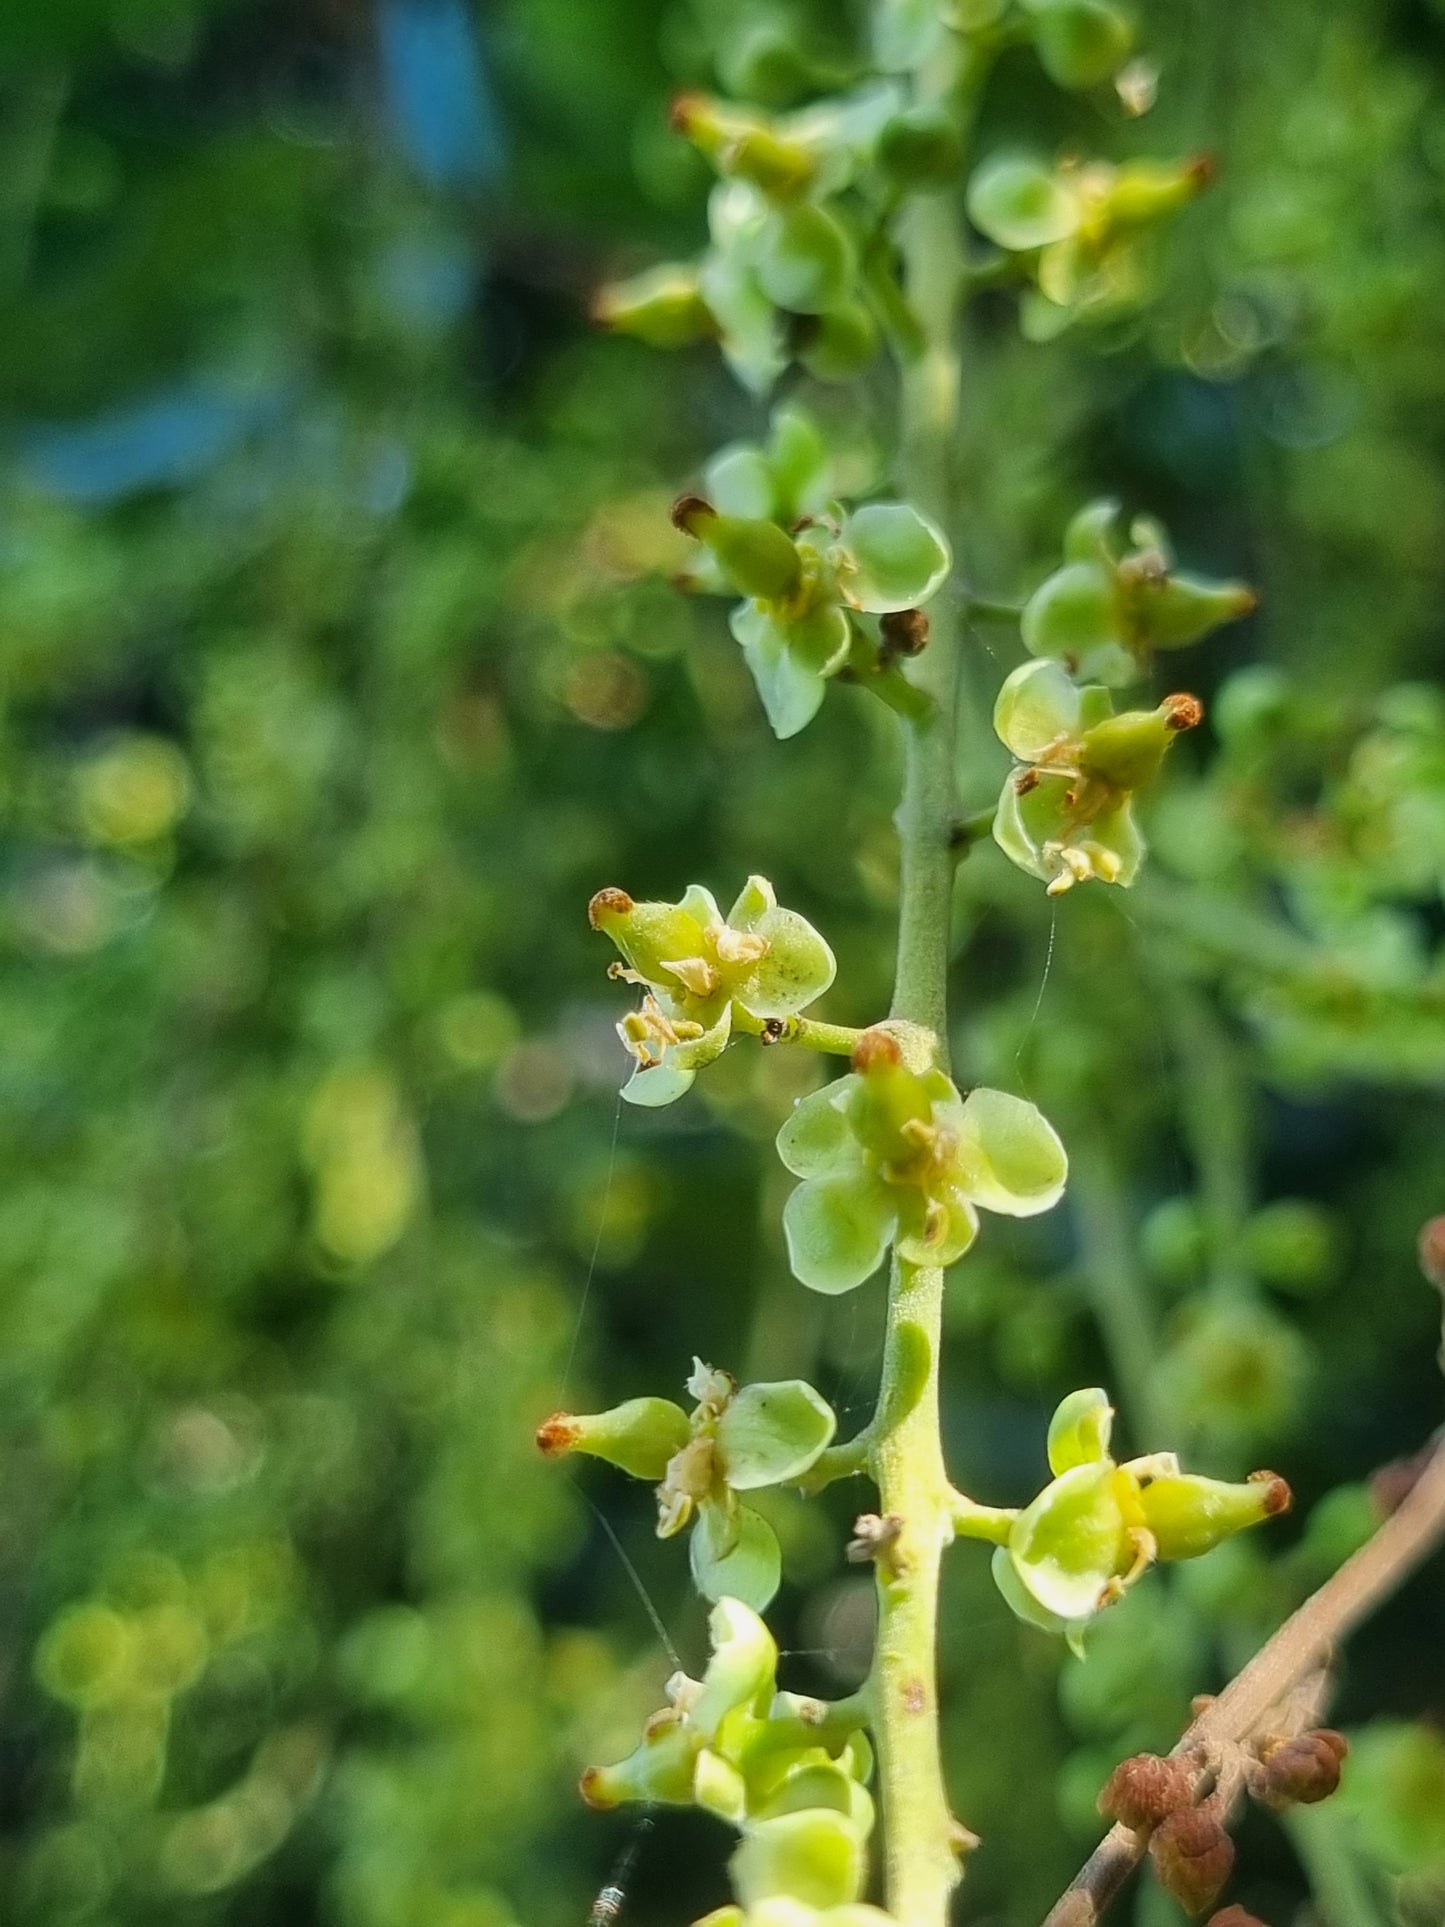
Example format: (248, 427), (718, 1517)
(837, 503), (951, 613)
(993, 658), (1085, 761)
(1008, 1463), (1128, 1620)
(776, 1080), (860, 1179)
(955, 1087), (1068, 1216)
(717, 1379), (837, 1488)
(967, 155), (1079, 250)
(690, 1500), (783, 1610)
(1047, 1388), (1115, 1475)
(731, 1809), (865, 1910)
(782, 1172), (897, 1294)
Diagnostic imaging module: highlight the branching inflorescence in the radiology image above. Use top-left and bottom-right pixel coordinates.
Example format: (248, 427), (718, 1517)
(531, 4), (1358, 1925)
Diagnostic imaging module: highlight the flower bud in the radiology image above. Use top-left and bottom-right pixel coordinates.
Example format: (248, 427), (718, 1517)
(581, 1711), (700, 1809)
(879, 608), (930, 657)
(670, 93), (817, 197)
(1097, 1752), (1194, 1831)
(1149, 1806), (1234, 1915)
(593, 266), (715, 348)
(794, 301), (879, 381)
(1252, 1728), (1347, 1810)
(589, 886), (710, 986)
(1137, 1470), (1291, 1562)
(1079, 701), (1186, 791)
(1242, 1200), (1337, 1295)
(536, 1397), (692, 1482)
(1104, 156), (1215, 234)
(1048, 1387), (1114, 1474)
(876, 105), (964, 185)
(672, 497), (803, 602)
(1031, 0), (1134, 90)
(1127, 569), (1257, 652)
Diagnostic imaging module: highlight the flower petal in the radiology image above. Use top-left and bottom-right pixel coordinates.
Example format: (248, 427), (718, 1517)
(689, 1500), (783, 1611)
(706, 444), (777, 521)
(621, 1003), (733, 1108)
(1022, 560), (1122, 665)
(967, 154), (1080, 250)
(731, 601), (828, 740)
(776, 1080), (861, 1179)
(993, 657), (1085, 761)
(717, 1379), (837, 1489)
(782, 1173), (897, 1295)
(731, 1809), (865, 1911)
(1047, 1388), (1115, 1475)
(954, 1086), (1068, 1216)
(1008, 1463), (1128, 1620)
(837, 503), (951, 614)
(735, 905), (837, 1018)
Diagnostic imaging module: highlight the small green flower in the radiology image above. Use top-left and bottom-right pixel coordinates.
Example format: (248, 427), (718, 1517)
(1022, 499), (1256, 686)
(542, 1360), (839, 1611)
(776, 1028), (1067, 1293)
(967, 152), (1213, 338)
(581, 1597), (874, 1859)
(1022, 0), (1134, 91)
(590, 877), (836, 1106)
(991, 658), (1203, 895)
(676, 493), (951, 739)
(991, 1387), (1291, 1653)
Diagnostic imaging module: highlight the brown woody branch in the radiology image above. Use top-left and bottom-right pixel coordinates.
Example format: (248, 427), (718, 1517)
(1041, 1431), (1445, 1927)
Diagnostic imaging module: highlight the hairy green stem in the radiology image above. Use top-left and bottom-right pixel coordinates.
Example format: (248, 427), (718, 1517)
(865, 104), (971, 1924)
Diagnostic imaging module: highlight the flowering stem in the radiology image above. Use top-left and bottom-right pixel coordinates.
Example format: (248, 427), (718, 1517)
(865, 46), (975, 1925)
(731, 1008), (866, 1056)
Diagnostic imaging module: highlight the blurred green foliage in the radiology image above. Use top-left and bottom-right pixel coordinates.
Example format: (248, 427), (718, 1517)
(0, 2), (1441, 1926)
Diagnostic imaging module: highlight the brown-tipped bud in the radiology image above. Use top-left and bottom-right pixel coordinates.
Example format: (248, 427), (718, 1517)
(1207, 1911), (1270, 1927)
(536, 1413), (581, 1456)
(1098, 1753), (1195, 1832)
(671, 493), (716, 537)
(1418, 1214), (1445, 1290)
(1252, 1729), (1347, 1811)
(851, 1027), (903, 1075)
(1149, 1807), (1235, 1916)
(668, 91), (708, 137)
(1247, 1469), (1293, 1516)
(880, 608), (931, 657)
(588, 887), (634, 929)
(1163, 692), (1205, 732)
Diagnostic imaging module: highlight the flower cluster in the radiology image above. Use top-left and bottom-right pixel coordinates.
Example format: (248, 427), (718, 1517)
(990, 1388), (1291, 1653)
(673, 466), (950, 739)
(991, 657), (1203, 894)
(589, 876), (836, 1106)
(538, 1360), (838, 1610)
(967, 151), (1213, 337)
(776, 1028), (1067, 1292)
(583, 1597), (887, 1927)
